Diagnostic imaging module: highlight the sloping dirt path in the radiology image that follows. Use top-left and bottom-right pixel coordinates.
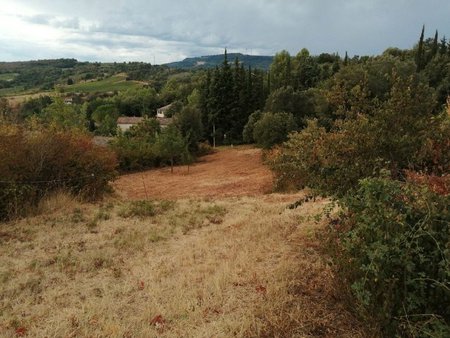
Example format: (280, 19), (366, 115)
(113, 146), (273, 200)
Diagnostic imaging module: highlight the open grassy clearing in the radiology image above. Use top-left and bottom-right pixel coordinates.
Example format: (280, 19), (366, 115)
(3, 92), (56, 108)
(62, 74), (143, 93)
(0, 147), (368, 337)
(0, 73), (18, 81)
(0, 191), (365, 337)
(0, 86), (27, 97)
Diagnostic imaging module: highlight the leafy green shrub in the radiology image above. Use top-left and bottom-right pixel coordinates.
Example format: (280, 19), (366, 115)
(174, 105), (203, 152)
(335, 178), (449, 337)
(242, 110), (262, 143)
(271, 75), (449, 197)
(196, 141), (214, 157)
(155, 125), (189, 173)
(0, 124), (117, 220)
(111, 136), (161, 171)
(118, 200), (175, 218)
(253, 111), (297, 149)
(271, 118), (380, 196)
(111, 121), (191, 172)
(118, 200), (156, 218)
(264, 86), (314, 126)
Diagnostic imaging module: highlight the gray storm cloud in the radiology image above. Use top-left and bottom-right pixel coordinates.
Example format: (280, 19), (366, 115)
(1, 0), (450, 62)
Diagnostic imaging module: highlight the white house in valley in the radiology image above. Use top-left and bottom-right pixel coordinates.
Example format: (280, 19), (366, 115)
(156, 103), (173, 118)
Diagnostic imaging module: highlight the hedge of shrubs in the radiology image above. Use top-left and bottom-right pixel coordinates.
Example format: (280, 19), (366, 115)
(335, 178), (449, 337)
(270, 75), (450, 335)
(0, 124), (117, 220)
(111, 119), (208, 172)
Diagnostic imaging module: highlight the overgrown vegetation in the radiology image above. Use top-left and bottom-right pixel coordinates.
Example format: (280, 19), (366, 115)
(331, 178), (450, 337)
(270, 27), (450, 335)
(117, 200), (175, 218)
(111, 120), (192, 172)
(0, 124), (117, 220)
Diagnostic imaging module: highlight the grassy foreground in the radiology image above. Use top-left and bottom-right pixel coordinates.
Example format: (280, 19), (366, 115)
(0, 191), (366, 337)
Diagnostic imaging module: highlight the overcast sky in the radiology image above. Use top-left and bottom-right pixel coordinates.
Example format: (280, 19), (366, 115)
(1, 0), (449, 64)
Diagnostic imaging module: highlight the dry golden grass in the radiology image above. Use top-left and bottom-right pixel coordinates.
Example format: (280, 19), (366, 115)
(0, 191), (366, 337)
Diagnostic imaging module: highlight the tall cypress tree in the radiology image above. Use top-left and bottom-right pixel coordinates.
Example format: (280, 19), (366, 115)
(229, 57), (245, 141)
(439, 36), (447, 55)
(416, 25), (425, 72)
(344, 51), (349, 66)
(211, 49), (234, 144)
(430, 30), (439, 60)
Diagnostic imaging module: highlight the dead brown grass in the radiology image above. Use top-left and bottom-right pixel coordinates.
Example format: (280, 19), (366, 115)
(0, 190), (366, 337)
(0, 147), (371, 337)
(5, 92), (56, 109)
(113, 146), (274, 200)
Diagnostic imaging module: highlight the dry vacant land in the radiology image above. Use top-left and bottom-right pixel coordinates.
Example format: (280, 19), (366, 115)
(0, 147), (366, 337)
(114, 146), (274, 200)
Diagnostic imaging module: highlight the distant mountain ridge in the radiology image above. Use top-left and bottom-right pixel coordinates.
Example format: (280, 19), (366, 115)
(165, 53), (274, 70)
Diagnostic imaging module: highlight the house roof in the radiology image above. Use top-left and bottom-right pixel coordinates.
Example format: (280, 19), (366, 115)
(157, 103), (173, 112)
(117, 116), (144, 124)
(157, 117), (173, 126)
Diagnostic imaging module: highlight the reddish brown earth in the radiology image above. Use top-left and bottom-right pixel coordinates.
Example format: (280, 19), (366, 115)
(113, 146), (274, 200)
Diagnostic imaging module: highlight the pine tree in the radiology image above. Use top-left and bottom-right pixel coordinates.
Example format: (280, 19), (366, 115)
(416, 25), (425, 72)
(344, 51), (349, 66)
(247, 65), (254, 112)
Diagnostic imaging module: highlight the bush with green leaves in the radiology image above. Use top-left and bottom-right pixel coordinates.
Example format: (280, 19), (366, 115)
(111, 118), (162, 171)
(242, 110), (262, 143)
(111, 136), (161, 171)
(253, 111), (297, 149)
(91, 103), (119, 136)
(270, 118), (380, 195)
(111, 120), (190, 172)
(174, 105), (203, 152)
(156, 125), (189, 173)
(271, 74), (449, 196)
(263, 86), (314, 126)
(41, 97), (87, 131)
(335, 178), (449, 337)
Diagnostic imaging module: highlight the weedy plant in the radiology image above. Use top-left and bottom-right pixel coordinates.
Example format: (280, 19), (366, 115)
(329, 178), (450, 337)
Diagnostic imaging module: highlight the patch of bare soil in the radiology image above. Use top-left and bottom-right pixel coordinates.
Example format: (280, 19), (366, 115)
(113, 146), (274, 200)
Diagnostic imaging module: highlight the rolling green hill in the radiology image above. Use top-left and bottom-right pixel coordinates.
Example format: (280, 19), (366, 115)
(62, 74), (143, 93)
(165, 53), (274, 70)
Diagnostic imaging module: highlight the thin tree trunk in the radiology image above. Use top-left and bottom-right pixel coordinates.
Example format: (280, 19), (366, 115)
(213, 123), (216, 148)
